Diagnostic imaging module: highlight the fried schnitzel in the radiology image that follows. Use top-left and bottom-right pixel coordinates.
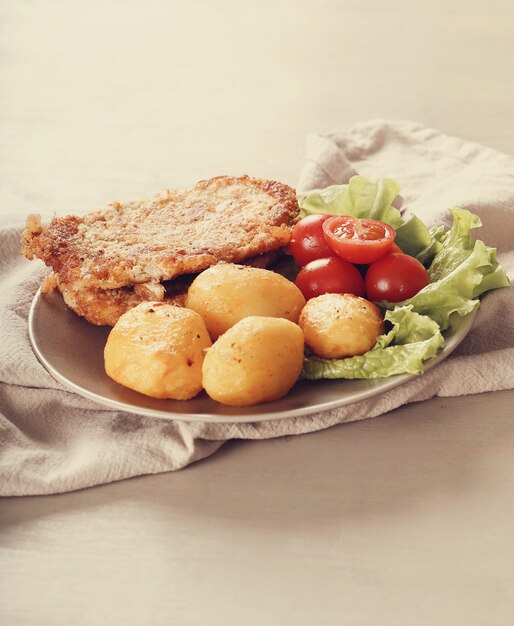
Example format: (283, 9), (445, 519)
(22, 176), (299, 325)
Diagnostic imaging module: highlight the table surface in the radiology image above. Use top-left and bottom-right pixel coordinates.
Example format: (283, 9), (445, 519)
(1, 1), (514, 625)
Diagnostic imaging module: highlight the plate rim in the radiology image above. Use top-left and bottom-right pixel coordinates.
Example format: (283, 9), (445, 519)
(28, 289), (477, 424)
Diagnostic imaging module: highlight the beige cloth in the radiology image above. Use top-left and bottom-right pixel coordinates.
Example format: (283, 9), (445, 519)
(1, 120), (513, 496)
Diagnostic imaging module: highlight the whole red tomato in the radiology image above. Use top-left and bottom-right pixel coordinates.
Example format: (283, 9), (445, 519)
(365, 253), (430, 302)
(288, 214), (333, 266)
(295, 256), (365, 300)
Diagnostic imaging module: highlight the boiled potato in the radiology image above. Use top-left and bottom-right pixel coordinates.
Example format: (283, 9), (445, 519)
(185, 263), (305, 339)
(202, 316), (304, 406)
(299, 293), (384, 359)
(104, 301), (212, 400)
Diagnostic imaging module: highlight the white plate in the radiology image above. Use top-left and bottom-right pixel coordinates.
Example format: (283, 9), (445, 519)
(28, 289), (476, 423)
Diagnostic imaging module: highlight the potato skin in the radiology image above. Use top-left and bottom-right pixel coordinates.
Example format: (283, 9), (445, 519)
(104, 301), (212, 400)
(185, 264), (305, 339)
(299, 293), (384, 359)
(202, 316), (304, 406)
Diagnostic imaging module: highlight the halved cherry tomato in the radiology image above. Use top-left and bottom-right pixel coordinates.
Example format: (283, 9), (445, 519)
(323, 216), (396, 264)
(295, 256), (365, 300)
(365, 253), (430, 302)
(288, 214), (333, 266)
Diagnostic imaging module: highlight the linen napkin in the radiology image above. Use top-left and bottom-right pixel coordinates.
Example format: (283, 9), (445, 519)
(1, 120), (513, 497)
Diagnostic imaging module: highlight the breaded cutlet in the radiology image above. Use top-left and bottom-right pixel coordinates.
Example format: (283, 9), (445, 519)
(21, 176), (299, 325)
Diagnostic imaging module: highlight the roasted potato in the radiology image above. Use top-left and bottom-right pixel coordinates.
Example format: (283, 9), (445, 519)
(202, 316), (304, 406)
(185, 263), (305, 339)
(104, 301), (212, 400)
(299, 293), (384, 359)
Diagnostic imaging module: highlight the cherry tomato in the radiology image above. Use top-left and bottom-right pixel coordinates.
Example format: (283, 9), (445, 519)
(389, 242), (403, 254)
(295, 256), (365, 300)
(323, 216), (396, 264)
(365, 253), (430, 302)
(288, 214), (333, 266)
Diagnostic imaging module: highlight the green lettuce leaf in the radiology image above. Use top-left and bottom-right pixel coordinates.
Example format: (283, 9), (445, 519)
(416, 225), (445, 267)
(428, 208), (481, 281)
(385, 208), (511, 330)
(301, 307), (444, 380)
(394, 214), (435, 259)
(300, 176), (403, 228)
(299, 184), (351, 216)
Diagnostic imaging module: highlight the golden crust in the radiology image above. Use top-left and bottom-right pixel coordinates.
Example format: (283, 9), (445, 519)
(55, 250), (287, 326)
(21, 175), (299, 291)
(58, 282), (188, 327)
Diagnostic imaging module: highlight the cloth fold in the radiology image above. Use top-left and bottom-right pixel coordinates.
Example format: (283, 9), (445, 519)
(1, 120), (513, 496)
